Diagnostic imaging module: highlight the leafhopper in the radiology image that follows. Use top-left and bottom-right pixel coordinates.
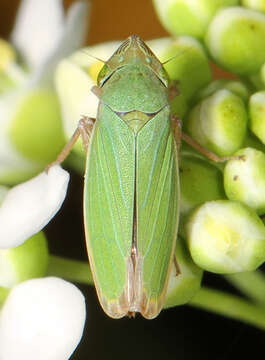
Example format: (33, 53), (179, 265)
(50, 35), (230, 319)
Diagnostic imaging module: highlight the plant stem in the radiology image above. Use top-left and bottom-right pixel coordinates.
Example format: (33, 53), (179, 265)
(189, 287), (265, 330)
(47, 255), (93, 285)
(224, 271), (265, 306)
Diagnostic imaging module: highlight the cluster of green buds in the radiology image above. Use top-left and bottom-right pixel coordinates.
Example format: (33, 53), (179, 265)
(1, 0), (265, 357)
(151, 0), (265, 322)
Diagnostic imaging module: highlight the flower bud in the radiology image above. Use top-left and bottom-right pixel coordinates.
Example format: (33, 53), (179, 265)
(148, 36), (212, 101)
(186, 200), (265, 273)
(0, 277), (86, 360)
(152, 0), (239, 39)
(185, 89), (248, 156)
(165, 237), (203, 307)
(9, 89), (65, 164)
(179, 154), (225, 217)
(224, 147), (265, 214)
(0, 88), (65, 185)
(193, 79), (250, 104)
(0, 232), (48, 288)
(205, 7), (265, 75)
(249, 90), (265, 144)
(0, 165), (69, 249)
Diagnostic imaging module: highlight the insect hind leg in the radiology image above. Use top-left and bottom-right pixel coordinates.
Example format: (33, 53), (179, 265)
(46, 116), (95, 172)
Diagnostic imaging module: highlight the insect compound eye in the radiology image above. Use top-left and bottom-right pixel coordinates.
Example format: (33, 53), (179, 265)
(97, 64), (111, 86)
(146, 56), (152, 64)
(158, 66), (169, 87)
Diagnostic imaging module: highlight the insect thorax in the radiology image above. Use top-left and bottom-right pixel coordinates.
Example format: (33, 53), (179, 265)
(100, 64), (169, 115)
(115, 110), (156, 134)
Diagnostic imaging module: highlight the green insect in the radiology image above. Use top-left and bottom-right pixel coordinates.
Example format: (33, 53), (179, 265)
(50, 35), (224, 319)
(85, 35), (179, 319)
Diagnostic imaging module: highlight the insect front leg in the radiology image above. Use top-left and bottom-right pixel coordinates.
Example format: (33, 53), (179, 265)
(168, 81), (180, 101)
(171, 114), (182, 153)
(46, 116), (95, 171)
(173, 256), (181, 276)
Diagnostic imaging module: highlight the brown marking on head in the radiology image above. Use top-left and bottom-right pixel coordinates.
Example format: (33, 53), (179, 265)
(97, 35), (169, 87)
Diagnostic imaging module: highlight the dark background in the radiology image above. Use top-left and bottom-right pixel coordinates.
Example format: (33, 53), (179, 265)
(0, 0), (264, 359)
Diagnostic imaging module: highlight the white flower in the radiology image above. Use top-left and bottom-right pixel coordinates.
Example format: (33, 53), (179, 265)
(0, 0), (90, 185)
(0, 166), (69, 249)
(0, 277), (86, 360)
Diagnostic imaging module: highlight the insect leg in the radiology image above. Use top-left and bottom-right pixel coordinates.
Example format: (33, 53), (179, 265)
(168, 81), (180, 101)
(171, 115), (182, 153)
(91, 85), (103, 99)
(46, 116), (95, 171)
(181, 132), (245, 162)
(173, 256), (181, 276)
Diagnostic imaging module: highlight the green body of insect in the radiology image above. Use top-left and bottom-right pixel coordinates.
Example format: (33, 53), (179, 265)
(84, 35), (179, 319)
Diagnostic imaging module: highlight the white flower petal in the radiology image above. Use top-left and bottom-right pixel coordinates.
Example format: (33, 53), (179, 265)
(0, 166), (69, 249)
(30, 1), (90, 87)
(0, 277), (86, 360)
(0, 186), (8, 205)
(11, 0), (65, 69)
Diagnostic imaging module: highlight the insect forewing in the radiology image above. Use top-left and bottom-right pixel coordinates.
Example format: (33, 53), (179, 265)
(84, 35), (180, 319)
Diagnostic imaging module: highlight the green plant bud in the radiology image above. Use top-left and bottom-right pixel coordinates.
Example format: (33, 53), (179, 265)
(0, 89), (65, 185)
(185, 89), (248, 156)
(148, 36), (212, 101)
(186, 200), (265, 273)
(241, 0), (265, 12)
(55, 42), (120, 158)
(180, 154), (225, 217)
(9, 89), (65, 164)
(193, 79), (250, 104)
(0, 232), (49, 288)
(249, 90), (265, 144)
(205, 7), (265, 75)
(224, 147), (265, 214)
(165, 237), (203, 307)
(152, 0), (239, 39)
